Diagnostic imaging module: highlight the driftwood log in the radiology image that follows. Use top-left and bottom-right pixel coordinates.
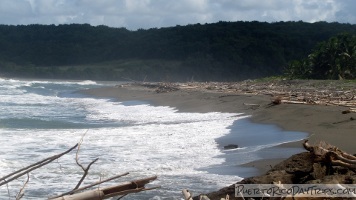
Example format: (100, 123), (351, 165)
(50, 176), (158, 200)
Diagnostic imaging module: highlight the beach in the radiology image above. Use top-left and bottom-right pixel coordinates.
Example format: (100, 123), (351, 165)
(82, 81), (356, 175)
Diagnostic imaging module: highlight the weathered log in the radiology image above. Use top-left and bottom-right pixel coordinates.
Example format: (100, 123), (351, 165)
(340, 150), (356, 160)
(330, 160), (356, 170)
(50, 176), (158, 200)
(51, 172), (130, 198)
(327, 151), (356, 165)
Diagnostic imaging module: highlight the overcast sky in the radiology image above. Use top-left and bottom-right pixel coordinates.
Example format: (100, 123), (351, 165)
(0, 0), (355, 30)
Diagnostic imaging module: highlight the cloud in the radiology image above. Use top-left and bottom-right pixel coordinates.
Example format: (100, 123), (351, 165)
(210, 0), (342, 23)
(0, 0), (354, 29)
(0, 0), (32, 23)
(335, 0), (356, 23)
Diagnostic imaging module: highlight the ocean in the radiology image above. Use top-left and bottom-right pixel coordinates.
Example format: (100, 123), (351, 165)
(0, 78), (307, 199)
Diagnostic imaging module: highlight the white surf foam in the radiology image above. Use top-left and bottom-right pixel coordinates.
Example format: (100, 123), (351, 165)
(0, 79), (308, 199)
(0, 79), (246, 198)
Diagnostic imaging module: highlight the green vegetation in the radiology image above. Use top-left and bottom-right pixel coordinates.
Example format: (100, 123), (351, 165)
(285, 33), (356, 80)
(0, 21), (355, 81)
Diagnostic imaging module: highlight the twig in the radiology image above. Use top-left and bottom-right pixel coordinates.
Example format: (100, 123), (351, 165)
(117, 194), (128, 200)
(75, 130), (89, 172)
(73, 131), (99, 190)
(98, 175), (102, 191)
(6, 183), (10, 200)
(74, 158), (99, 190)
(15, 173), (29, 200)
(0, 144), (78, 187)
(56, 159), (63, 173)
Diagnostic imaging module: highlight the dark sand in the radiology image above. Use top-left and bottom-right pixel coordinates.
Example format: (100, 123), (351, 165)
(82, 84), (356, 175)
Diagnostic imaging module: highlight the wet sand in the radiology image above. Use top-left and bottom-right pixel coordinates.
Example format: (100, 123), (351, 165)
(81, 83), (356, 175)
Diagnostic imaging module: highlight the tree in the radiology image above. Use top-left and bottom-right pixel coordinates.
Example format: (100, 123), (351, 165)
(285, 33), (356, 80)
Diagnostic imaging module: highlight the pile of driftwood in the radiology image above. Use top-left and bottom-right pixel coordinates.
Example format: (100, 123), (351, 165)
(126, 80), (356, 107)
(130, 82), (180, 93)
(131, 80), (356, 112)
(303, 140), (356, 171)
(155, 83), (180, 93)
(180, 80), (356, 114)
(0, 140), (158, 200)
(182, 140), (356, 200)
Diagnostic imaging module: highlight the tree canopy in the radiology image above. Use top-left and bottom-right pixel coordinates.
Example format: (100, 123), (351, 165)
(0, 21), (355, 81)
(285, 33), (356, 80)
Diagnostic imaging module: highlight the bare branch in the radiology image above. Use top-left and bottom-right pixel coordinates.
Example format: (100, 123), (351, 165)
(49, 172), (130, 199)
(56, 159), (64, 174)
(0, 144), (78, 187)
(6, 183), (10, 200)
(15, 173), (29, 200)
(116, 194), (128, 200)
(72, 130), (100, 190)
(75, 130), (89, 171)
(73, 158), (99, 190)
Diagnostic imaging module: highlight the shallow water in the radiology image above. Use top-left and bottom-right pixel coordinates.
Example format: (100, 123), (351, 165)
(0, 78), (307, 199)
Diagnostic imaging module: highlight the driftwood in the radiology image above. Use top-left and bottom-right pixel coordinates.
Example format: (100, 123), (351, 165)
(303, 140), (356, 170)
(51, 172), (130, 198)
(143, 80), (356, 109)
(50, 176), (158, 200)
(0, 144), (78, 187)
(182, 189), (193, 200)
(15, 174), (29, 200)
(73, 132), (99, 190)
(123, 80), (356, 109)
(1, 141), (159, 199)
(130, 82), (180, 93)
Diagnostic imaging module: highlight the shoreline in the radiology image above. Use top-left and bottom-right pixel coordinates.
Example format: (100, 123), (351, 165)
(81, 81), (356, 176)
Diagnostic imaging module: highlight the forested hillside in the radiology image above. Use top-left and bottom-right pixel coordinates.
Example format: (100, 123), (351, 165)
(0, 21), (355, 81)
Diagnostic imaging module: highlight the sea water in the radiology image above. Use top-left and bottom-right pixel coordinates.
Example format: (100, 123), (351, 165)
(0, 78), (307, 199)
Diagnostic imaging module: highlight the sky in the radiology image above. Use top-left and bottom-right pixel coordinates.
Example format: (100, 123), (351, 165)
(0, 0), (355, 30)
